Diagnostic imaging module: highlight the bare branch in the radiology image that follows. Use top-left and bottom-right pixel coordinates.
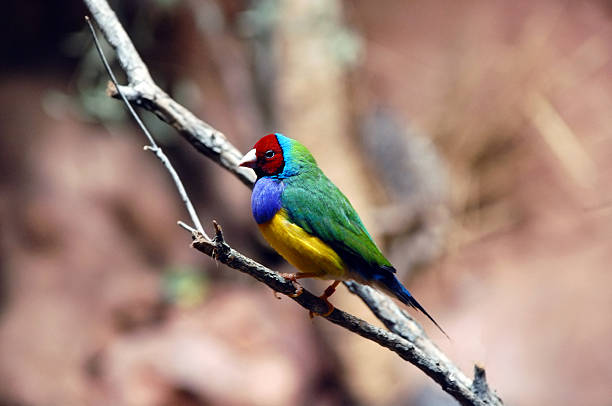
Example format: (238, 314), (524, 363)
(84, 0), (256, 188)
(190, 228), (500, 406)
(83, 1), (503, 405)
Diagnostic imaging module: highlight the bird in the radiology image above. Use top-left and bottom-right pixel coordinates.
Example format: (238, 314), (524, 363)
(238, 133), (447, 337)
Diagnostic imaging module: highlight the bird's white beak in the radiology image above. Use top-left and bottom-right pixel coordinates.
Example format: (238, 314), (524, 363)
(238, 148), (257, 168)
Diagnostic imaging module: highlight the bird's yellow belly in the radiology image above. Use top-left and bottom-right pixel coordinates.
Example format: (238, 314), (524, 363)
(258, 210), (348, 280)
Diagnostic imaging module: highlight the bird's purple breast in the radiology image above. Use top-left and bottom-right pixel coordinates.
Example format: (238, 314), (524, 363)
(252, 178), (285, 224)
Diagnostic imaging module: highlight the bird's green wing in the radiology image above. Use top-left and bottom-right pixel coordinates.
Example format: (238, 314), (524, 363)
(281, 170), (393, 273)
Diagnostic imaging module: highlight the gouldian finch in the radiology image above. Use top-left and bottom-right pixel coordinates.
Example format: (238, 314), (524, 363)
(239, 133), (446, 336)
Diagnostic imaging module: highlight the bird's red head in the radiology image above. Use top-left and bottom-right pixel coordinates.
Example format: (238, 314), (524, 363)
(239, 133), (285, 177)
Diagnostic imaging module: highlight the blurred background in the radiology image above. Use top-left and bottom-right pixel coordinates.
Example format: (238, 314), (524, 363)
(1, 0), (612, 405)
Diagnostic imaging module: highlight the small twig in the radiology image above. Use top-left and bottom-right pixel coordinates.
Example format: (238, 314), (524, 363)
(210, 220), (230, 260)
(86, 16), (208, 240)
(177, 220), (197, 233)
(86, 16), (156, 149)
(212, 220), (225, 244)
(473, 364), (499, 404)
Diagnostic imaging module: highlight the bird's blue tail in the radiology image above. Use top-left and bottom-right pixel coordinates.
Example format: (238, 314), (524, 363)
(376, 270), (449, 339)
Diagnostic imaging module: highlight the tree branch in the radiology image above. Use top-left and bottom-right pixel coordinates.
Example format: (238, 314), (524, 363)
(84, 0), (255, 188)
(83, 1), (503, 405)
(190, 229), (496, 406)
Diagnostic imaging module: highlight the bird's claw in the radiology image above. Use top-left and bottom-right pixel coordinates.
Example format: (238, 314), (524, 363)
(279, 273), (304, 298)
(289, 285), (304, 298)
(309, 299), (335, 319)
(279, 272), (297, 281)
(309, 280), (339, 318)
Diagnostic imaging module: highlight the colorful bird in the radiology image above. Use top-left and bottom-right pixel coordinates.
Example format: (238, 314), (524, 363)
(239, 133), (447, 336)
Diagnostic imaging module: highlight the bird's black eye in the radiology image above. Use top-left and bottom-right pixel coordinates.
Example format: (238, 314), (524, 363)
(264, 150), (275, 159)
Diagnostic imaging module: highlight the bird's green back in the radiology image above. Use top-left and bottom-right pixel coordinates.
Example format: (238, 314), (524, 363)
(281, 166), (393, 274)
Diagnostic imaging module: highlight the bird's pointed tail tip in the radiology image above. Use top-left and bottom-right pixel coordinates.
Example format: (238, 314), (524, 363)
(381, 273), (450, 339)
(407, 295), (451, 340)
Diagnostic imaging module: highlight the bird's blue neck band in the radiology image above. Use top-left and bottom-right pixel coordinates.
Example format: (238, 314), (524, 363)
(251, 177), (285, 224)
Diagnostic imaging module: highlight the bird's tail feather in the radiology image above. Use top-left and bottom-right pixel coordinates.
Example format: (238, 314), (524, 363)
(377, 272), (449, 339)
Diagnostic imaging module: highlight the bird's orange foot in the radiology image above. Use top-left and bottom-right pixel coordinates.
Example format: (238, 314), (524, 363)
(309, 280), (340, 318)
(279, 273), (304, 298)
(309, 296), (335, 318)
